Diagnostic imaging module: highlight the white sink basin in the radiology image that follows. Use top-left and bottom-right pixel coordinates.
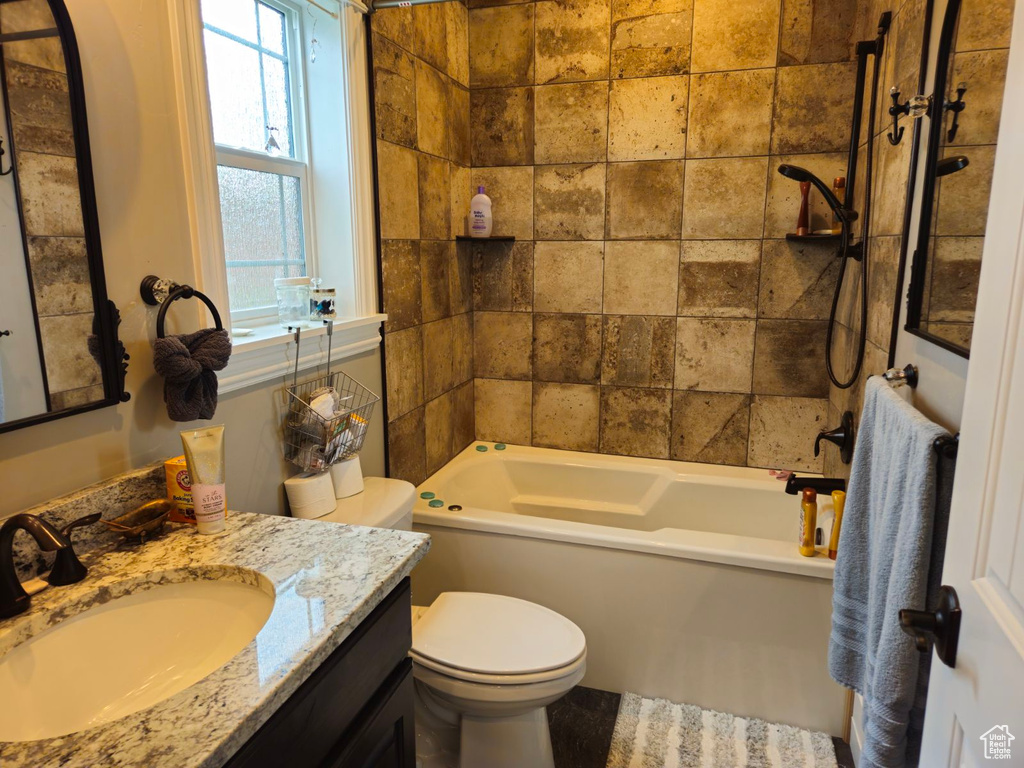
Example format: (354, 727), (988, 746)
(0, 578), (274, 742)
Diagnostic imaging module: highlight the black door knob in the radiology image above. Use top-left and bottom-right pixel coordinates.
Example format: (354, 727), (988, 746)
(899, 585), (961, 668)
(0, 330), (10, 337)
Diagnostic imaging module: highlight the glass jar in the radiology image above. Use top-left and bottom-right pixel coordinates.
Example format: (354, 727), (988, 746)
(309, 278), (337, 322)
(274, 277), (311, 328)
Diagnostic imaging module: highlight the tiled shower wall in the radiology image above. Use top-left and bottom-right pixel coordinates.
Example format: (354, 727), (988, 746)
(373, 2), (476, 485)
(371, 0), (912, 482)
(464, 0), (864, 473)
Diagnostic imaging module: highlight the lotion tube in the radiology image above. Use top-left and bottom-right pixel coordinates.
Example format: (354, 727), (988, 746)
(180, 425), (227, 535)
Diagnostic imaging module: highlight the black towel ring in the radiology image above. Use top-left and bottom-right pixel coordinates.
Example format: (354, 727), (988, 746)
(140, 275), (223, 339)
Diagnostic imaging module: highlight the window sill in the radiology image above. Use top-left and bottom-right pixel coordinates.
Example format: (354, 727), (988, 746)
(219, 314), (386, 395)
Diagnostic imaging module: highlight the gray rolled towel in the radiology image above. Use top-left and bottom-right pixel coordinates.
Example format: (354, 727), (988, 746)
(152, 328), (232, 421)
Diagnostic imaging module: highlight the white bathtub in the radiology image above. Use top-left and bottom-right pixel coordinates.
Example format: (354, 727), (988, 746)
(411, 442), (847, 736)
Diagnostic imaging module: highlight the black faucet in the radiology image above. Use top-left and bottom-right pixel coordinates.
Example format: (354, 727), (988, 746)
(0, 514), (71, 619)
(47, 513), (101, 586)
(784, 474), (847, 496)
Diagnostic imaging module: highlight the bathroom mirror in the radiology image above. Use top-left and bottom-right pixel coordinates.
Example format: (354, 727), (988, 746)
(904, 0), (1014, 357)
(0, 0), (127, 434)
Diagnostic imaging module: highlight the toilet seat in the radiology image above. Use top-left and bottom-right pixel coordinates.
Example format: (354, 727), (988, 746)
(411, 592), (586, 680)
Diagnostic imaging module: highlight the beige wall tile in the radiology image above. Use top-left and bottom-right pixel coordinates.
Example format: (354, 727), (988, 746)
(15, 151), (82, 237)
(533, 382), (600, 450)
(600, 387), (672, 458)
(388, 406), (426, 485)
(534, 163), (606, 240)
(758, 239), (839, 320)
(25, 236), (91, 315)
(418, 154), (451, 240)
(470, 166), (535, 239)
(450, 164), (472, 238)
(446, 1), (471, 87)
(957, 0), (1013, 51)
(772, 62), (857, 153)
(453, 380), (476, 451)
(423, 317), (455, 400)
(372, 35), (417, 148)
(534, 241), (605, 313)
(420, 240), (452, 323)
(450, 242), (474, 314)
(779, 0), (858, 66)
(38, 314), (100, 393)
(687, 70), (774, 158)
(372, 6), (414, 50)
(415, 60), (449, 158)
(469, 4), (535, 87)
(425, 391), (455, 474)
(752, 319), (829, 397)
(385, 325), (424, 420)
(535, 81), (610, 164)
(413, 2), (448, 71)
(377, 141), (420, 238)
(474, 311), (533, 378)
(381, 240), (421, 332)
(604, 241), (680, 315)
(747, 395), (827, 472)
(602, 315), (676, 388)
(513, 241), (535, 311)
(682, 157), (769, 239)
(473, 242), (515, 311)
(928, 237), (982, 324)
(691, 0), (781, 72)
(535, 0), (611, 84)
(533, 313), (603, 383)
(605, 160), (684, 239)
(470, 87), (535, 166)
(448, 83), (472, 167)
(675, 317), (756, 393)
(679, 240), (761, 318)
(452, 311), (475, 384)
(671, 391), (751, 465)
(608, 75), (689, 161)
(475, 378), (532, 444)
(763, 152), (846, 237)
(611, 0), (693, 78)
(866, 235), (901, 347)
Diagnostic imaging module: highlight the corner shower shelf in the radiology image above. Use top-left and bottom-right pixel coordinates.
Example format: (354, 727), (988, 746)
(455, 236), (516, 243)
(785, 233), (842, 244)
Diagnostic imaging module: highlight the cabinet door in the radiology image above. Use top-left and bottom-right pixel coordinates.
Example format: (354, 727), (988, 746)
(326, 659), (416, 768)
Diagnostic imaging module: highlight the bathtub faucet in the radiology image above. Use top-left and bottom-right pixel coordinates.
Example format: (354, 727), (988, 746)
(784, 475), (846, 496)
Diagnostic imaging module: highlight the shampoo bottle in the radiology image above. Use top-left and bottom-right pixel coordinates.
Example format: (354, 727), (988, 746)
(799, 488), (818, 557)
(470, 186), (493, 238)
(828, 490), (846, 560)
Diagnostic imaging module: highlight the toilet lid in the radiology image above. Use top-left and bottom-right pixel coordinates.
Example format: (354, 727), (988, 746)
(411, 593), (586, 676)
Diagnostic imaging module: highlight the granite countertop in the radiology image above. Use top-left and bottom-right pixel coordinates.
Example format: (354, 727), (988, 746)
(0, 512), (430, 768)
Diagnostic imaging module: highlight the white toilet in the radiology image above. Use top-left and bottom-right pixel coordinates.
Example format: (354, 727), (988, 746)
(321, 477), (587, 768)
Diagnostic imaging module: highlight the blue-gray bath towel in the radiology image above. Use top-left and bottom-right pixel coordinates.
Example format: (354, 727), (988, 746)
(829, 376), (951, 768)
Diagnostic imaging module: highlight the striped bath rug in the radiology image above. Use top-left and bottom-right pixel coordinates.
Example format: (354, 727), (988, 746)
(607, 693), (837, 768)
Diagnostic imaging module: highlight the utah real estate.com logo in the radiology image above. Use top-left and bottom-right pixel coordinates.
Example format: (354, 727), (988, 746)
(980, 725), (1014, 760)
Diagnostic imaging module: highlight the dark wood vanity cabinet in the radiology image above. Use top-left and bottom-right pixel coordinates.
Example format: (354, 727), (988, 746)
(224, 579), (415, 768)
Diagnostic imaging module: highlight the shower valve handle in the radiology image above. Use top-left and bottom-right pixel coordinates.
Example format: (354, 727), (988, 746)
(814, 411), (855, 465)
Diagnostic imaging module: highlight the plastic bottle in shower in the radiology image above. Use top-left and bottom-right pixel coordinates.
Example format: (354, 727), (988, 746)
(831, 176), (846, 234)
(470, 186), (493, 238)
(799, 488), (818, 557)
(828, 490), (846, 560)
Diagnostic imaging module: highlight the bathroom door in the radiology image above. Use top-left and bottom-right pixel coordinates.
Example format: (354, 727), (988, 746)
(919, 1), (1024, 763)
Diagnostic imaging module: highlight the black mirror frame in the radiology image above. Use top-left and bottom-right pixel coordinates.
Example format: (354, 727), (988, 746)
(902, 0), (971, 359)
(0, 0), (129, 436)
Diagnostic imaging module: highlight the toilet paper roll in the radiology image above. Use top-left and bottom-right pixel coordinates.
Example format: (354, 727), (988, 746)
(285, 471), (336, 519)
(329, 456), (365, 499)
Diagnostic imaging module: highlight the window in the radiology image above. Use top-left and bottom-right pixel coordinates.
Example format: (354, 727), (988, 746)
(200, 0), (312, 320)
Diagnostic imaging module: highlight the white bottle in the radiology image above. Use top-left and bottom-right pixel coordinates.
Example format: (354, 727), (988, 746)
(469, 186), (493, 238)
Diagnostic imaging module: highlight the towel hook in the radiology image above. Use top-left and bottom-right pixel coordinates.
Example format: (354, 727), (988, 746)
(140, 275), (223, 339)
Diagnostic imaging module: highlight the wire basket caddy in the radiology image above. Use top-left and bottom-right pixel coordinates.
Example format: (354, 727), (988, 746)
(282, 323), (380, 474)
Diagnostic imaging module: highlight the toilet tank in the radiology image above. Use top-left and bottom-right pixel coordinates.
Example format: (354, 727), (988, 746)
(321, 478), (415, 530)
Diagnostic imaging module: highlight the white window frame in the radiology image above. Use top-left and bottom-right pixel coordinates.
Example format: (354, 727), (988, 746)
(205, 0), (316, 323)
(167, 0), (383, 393)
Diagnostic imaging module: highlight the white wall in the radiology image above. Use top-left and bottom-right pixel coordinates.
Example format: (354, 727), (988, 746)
(0, 0), (384, 518)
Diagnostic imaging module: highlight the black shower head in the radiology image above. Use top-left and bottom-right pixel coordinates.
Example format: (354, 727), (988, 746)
(776, 164), (852, 226)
